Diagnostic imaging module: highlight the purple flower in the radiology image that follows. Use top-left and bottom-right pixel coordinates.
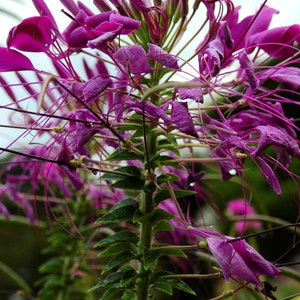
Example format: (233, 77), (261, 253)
(7, 16), (54, 52)
(63, 9), (140, 51)
(207, 236), (280, 285)
(187, 226), (280, 286)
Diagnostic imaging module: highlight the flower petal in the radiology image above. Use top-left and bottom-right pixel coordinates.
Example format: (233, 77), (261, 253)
(0, 48), (35, 71)
(113, 44), (152, 74)
(7, 16), (54, 52)
(170, 101), (198, 138)
(147, 43), (181, 70)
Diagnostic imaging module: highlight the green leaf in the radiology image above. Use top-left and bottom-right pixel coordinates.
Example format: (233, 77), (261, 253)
(98, 243), (136, 257)
(167, 277), (196, 295)
(110, 177), (145, 190)
(158, 248), (187, 259)
(136, 208), (174, 225)
(154, 189), (196, 203)
(156, 174), (180, 184)
(94, 231), (139, 248)
(153, 271), (196, 295)
(157, 140), (180, 156)
(100, 287), (123, 300)
(107, 149), (142, 161)
(153, 220), (174, 234)
(103, 251), (136, 273)
(89, 273), (123, 292)
(102, 166), (142, 180)
(38, 257), (61, 273)
(121, 290), (136, 300)
(158, 155), (184, 169)
(96, 198), (138, 223)
(152, 281), (173, 296)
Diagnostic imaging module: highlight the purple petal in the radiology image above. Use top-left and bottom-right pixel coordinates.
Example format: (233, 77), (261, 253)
(57, 144), (83, 190)
(170, 101), (198, 138)
(256, 156), (281, 195)
(247, 24), (300, 58)
(261, 67), (300, 89)
(113, 45), (152, 74)
(238, 51), (259, 90)
(231, 239), (280, 278)
(7, 16), (53, 52)
(0, 48), (35, 71)
(252, 125), (298, 157)
(226, 6), (278, 52)
(219, 21), (234, 49)
(177, 81), (203, 103)
(70, 76), (112, 103)
(199, 36), (224, 77)
(110, 13), (141, 34)
(147, 43), (181, 70)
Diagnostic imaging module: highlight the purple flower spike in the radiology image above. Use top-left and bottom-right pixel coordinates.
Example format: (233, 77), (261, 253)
(0, 48), (35, 71)
(147, 43), (181, 70)
(7, 16), (54, 52)
(170, 101), (198, 138)
(207, 236), (280, 285)
(113, 44), (152, 74)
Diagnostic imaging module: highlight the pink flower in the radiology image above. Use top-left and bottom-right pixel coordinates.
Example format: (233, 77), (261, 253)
(227, 199), (262, 233)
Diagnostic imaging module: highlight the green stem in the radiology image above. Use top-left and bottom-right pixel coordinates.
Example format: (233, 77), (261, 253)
(0, 260), (32, 295)
(137, 189), (154, 300)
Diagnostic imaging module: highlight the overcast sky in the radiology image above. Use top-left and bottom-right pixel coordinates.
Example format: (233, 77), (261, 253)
(1, 0), (299, 42)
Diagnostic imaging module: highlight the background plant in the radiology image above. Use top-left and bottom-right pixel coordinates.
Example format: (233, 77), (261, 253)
(0, 0), (300, 299)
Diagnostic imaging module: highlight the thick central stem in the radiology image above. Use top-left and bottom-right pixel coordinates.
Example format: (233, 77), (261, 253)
(137, 188), (154, 299)
(137, 92), (158, 299)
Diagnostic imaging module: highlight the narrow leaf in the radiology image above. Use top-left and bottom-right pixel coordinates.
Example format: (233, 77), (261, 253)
(94, 231), (139, 248)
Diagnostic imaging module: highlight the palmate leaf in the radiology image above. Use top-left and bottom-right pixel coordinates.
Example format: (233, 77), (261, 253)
(96, 198), (138, 223)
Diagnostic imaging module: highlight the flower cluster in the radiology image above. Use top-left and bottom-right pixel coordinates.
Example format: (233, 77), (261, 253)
(0, 0), (299, 299)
